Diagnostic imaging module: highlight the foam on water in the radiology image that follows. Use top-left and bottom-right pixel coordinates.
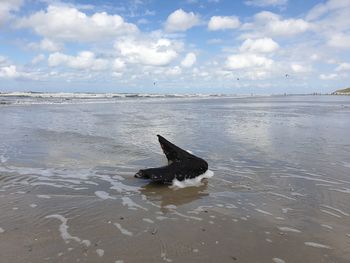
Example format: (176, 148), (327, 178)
(142, 218), (154, 223)
(122, 197), (148, 211)
(45, 214), (90, 246)
(278, 227), (301, 233)
(268, 192), (296, 201)
(320, 205), (349, 216)
(273, 258), (286, 263)
(0, 154), (8, 163)
(113, 223), (133, 236)
(329, 187), (350, 194)
(0, 227), (4, 233)
(255, 209), (273, 216)
(320, 209), (342, 218)
(95, 191), (116, 200)
(171, 170), (214, 189)
(37, 195), (51, 199)
(321, 224), (333, 230)
(96, 249), (104, 257)
(304, 242), (332, 249)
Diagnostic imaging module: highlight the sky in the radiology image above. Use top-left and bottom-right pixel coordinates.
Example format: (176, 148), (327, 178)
(0, 0), (349, 94)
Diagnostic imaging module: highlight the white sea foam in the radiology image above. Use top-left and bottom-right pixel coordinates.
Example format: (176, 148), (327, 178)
(95, 191), (115, 200)
(0, 154), (8, 163)
(96, 249), (104, 257)
(320, 209), (342, 218)
(45, 214), (90, 246)
(161, 251), (173, 262)
(304, 242), (332, 249)
(255, 209), (273, 216)
(171, 170), (214, 189)
(98, 175), (139, 193)
(113, 223), (133, 236)
(122, 197), (148, 211)
(273, 258), (286, 263)
(278, 227), (301, 233)
(172, 210), (202, 221)
(320, 205), (349, 216)
(268, 192), (296, 201)
(329, 188), (350, 194)
(321, 224), (333, 230)
(279, 175), (341, 185)
(189, 205), (213, 214)
(156, 216), (169, 221)
(37, 195), (51, 199)
(142, 218), (154, 223)
(0, 227), (4, 233)
(282, 208), (293, 214)
(342, 162), (350, 168)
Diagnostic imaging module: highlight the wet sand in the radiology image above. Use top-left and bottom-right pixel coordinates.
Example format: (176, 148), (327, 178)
(1, 95), (350, 262)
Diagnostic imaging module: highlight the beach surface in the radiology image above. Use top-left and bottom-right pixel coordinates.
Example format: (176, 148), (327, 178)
(1, 94), (350, 262)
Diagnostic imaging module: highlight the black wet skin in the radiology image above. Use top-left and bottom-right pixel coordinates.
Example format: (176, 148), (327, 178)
(135, 135), (208, 184)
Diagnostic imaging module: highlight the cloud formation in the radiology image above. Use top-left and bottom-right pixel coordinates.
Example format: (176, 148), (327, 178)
(48, 51), (108, 71)
(165, 9), (200, 32)
(245, 0), (288, 7)
(115, 37), (180, 66)
(17, 5), (138, 42)
(208, 16), (240, 31)
(181, 53), (197, 68)
(240, 38), (279, 53)
(226, 54), (273, 70)
(0, 0), (22, 25)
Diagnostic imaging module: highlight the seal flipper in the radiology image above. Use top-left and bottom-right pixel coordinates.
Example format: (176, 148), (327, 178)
(135, 135), (208, 183)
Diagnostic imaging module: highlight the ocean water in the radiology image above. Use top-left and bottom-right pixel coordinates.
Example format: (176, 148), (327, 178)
(0, 94), (350, 262)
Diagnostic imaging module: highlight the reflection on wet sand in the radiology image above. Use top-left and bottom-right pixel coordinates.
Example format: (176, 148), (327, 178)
(140, 182), (209, 211)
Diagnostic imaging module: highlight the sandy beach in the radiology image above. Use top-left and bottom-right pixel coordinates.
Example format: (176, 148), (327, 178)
(1, 95), (350, 262)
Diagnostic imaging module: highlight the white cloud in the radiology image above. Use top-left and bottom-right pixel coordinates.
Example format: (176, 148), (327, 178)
(240, 38), (279, 53)
(48, 51), (108, 71)
(304, 0), (350, 52)
(181, 52), (197, 68)
(31, 54), (45, 64)
(29, 38), (63, 52)
(335, 62), (350, 71)
(113, 58), (126, 71)
(245, 0), (288, 7)
(328, 33), (350, 49)
(115, 37), (179, 66)
(243, 11), (311, 37)
(0, 56), (7, 65)
(165, 66), (182, 76)
(165, 9), (200, 32)
(320, 73), (338, 80)
(208, 16), (240, 31)
(306, 0), (350, 21)
(17, 5), (138, 42)
(39, 38), (63, 52)
(0, 65), (20, 78)
(291, 63), (312, 73)
(0, 0), (22, 25)
(226, 53), (273, 70)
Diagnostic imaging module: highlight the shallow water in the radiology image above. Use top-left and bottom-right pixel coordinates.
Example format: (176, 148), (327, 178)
(0, 95), (350, 263)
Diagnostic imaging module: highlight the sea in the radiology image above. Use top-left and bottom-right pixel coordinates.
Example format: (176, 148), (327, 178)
(0, 93), (350, 262)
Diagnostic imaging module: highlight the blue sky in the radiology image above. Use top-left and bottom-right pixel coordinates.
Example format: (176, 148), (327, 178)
(0, 0), (349, 94)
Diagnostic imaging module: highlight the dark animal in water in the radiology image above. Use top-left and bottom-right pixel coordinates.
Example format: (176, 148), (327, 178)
(135, 135), (208, 184)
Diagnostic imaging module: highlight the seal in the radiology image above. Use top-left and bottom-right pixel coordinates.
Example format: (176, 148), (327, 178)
(135, 135), (208, 184)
